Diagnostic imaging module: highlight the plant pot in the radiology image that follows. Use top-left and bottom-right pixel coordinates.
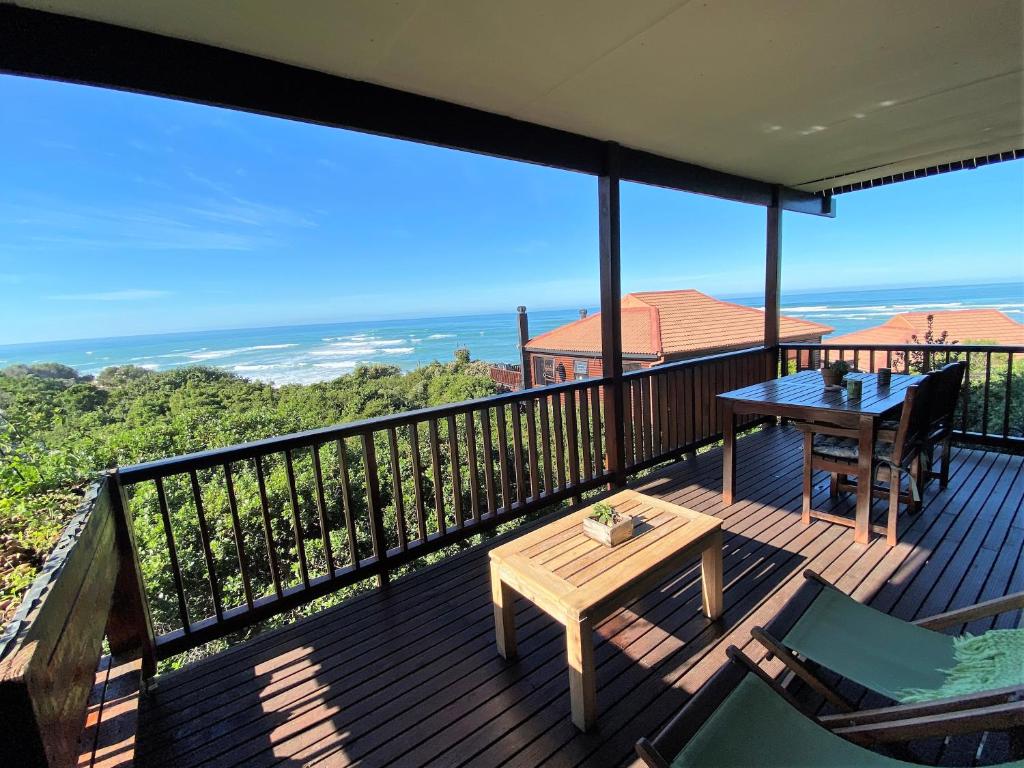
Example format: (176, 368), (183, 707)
(583, 514), (636, 547)
(821, 369), (840, 388)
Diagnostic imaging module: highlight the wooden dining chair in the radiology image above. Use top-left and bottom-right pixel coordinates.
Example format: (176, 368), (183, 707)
(879, 361), (967, 490)
(796, 375), (935, 546)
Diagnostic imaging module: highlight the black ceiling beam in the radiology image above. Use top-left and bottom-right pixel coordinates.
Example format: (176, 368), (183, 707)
(0, 4), (833, 216)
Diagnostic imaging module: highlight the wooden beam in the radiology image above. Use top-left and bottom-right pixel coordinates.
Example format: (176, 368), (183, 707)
(0, 5), (833, 217)
(600, 143), (627, 487)
(763, 186), (783, 351)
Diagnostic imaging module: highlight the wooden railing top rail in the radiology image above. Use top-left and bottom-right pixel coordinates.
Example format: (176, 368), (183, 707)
(622, 345), (769, 380)
(118, 346), (776, 484)
(783, 342), (1023, 353)
(118, 374), (611, 483)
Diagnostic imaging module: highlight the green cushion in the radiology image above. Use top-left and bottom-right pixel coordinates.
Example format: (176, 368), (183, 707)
(671, 675), (911, 767)
(784, 587), (955, 701)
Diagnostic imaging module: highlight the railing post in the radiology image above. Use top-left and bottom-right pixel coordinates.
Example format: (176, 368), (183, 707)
(599, 141), (626, 487)
(518, 306), (532, 389)
(105, 472), (157, 677)
(361, 434), (390, 588)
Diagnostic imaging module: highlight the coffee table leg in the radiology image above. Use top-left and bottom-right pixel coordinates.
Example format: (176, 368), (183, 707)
(701, 530), (724, 620)
(566, 618), (596, 731)
(490, 562), (517, 659)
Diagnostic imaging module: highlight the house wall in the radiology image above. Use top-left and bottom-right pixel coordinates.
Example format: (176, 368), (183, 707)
(524, 351), (655, 384)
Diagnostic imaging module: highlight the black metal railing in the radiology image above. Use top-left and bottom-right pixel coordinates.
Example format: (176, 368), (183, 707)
(113, 345), (776, 658)
(781, 343), (1023, 449)
(116, 377), (610, 657)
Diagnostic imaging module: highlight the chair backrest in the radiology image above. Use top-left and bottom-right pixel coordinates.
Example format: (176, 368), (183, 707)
(891, 375), (936, 464)
(927, 360), (967, 433)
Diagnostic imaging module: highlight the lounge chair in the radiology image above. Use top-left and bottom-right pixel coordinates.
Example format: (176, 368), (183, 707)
(751, 570), (1024, 713)
(635, 647), (1024, 768)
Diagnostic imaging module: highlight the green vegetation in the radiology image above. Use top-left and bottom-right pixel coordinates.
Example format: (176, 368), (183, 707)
(0, 359), (545, 665)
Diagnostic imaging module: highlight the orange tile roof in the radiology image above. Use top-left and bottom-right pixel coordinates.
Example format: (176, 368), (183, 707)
(826, 309), (1024, 346)
(525, 290), (833, 358)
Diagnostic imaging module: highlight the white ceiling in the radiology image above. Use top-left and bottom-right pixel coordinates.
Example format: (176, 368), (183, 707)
(20, 0), (1024, 191)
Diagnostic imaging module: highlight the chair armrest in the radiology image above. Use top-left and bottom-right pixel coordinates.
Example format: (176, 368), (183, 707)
(914, 591), (1024, 630)
(635, 738), (670, 768)
(819, 685), (1024, 728)
(829, 699), (1024, 744)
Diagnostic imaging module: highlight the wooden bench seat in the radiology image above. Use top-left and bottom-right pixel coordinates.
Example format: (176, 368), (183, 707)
(77, 654), (142, 768)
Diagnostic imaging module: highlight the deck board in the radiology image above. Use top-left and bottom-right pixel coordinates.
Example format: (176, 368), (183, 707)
(134, 425), (1023, 767)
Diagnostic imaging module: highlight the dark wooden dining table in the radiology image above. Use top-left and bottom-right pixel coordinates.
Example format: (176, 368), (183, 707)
(717, 370), (922, 544)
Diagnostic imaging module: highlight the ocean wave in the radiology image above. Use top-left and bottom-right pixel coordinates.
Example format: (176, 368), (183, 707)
(313, 361), (359, 369)
(327, 338), (407, 349)
(427, 333), (455, 339)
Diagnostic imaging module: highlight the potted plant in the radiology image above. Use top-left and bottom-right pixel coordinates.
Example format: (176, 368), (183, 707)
(821, 359), (850, 389)
(583, 502), (636, 547)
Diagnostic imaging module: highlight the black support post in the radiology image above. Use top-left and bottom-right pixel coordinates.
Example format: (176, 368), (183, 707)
(764, 185), (783, 376)
(599, 143), (626, 487)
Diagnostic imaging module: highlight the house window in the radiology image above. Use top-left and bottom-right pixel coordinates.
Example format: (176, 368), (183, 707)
(573, 360), (589, 380)
(542, 356), (554, 383)
(623, 362), (643, 372)
(555, 363), (567, 382)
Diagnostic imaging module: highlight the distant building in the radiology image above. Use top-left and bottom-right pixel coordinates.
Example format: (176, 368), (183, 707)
(825, 309), (1024, 347)
(514, 290), (833, 387)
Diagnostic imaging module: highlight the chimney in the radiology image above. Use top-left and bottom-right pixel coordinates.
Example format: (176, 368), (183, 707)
(579, 308), (588, 319)
(517, 306), (531, 389)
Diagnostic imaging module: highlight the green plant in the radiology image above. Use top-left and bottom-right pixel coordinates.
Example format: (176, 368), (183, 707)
(590, 502), (621, 526)
(828, 359), (851, 376)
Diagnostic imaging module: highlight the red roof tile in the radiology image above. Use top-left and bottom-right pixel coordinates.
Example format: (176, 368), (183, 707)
(525, 290), (833, 357)
(826, 309), (1024, 346)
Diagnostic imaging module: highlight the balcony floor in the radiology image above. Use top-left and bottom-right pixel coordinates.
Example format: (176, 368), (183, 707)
(134, 425), (1023, 768)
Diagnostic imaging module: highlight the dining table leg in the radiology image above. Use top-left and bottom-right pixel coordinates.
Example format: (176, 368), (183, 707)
(854, 414), (875, 544)
(722, 401), (736, 505)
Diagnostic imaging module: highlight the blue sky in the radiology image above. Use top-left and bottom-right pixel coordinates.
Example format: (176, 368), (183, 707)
(1, 74), (1021, 345)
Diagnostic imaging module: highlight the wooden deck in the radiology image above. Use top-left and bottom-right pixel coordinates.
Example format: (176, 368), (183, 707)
(133, 425), (1023, 768)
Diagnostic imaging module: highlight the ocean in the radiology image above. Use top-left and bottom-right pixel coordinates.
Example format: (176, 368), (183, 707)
(2, 282), (1021, 386)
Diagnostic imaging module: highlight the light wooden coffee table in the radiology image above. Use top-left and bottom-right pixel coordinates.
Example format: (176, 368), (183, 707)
(489, 489), (723, 731)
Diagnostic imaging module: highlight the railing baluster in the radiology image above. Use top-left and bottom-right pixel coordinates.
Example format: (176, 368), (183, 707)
(1004, 352), (1014, 439)
(622, 380), (635, 467)
(428, 418), (445, 534)
(408, 425), (427, 541)
(539, 396), (553, 496)
(188, 469), (223, 622)
(551, 393), (566, 490)
(465, 411), (480, 522)
(651, 373), (663, 457)
(223, 463), (254, 609)
(510, 401), (526, 505)
(961, 351), (972, 434)
(360, 434), (388, 586)
(525, 400), (539, 499)
(981, 351), (992, 436)
(337, 439), (360, 568)
(565, 388), (580, 491)
(590, 384), (603, 476)
(387, 428), (407, 552)
(154, 477), (189, 631)
(631, 378), (644, 459)
(446, 415), (464, 527)
(495, 403), (512, 511)
(579, 387), (593, 481)
(480, 408), (498, 516)
(640, 375), (652, 461)
(283, 450), (310, 589)
(310, 445), (336, 577)
(254, 456), (283, 598)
